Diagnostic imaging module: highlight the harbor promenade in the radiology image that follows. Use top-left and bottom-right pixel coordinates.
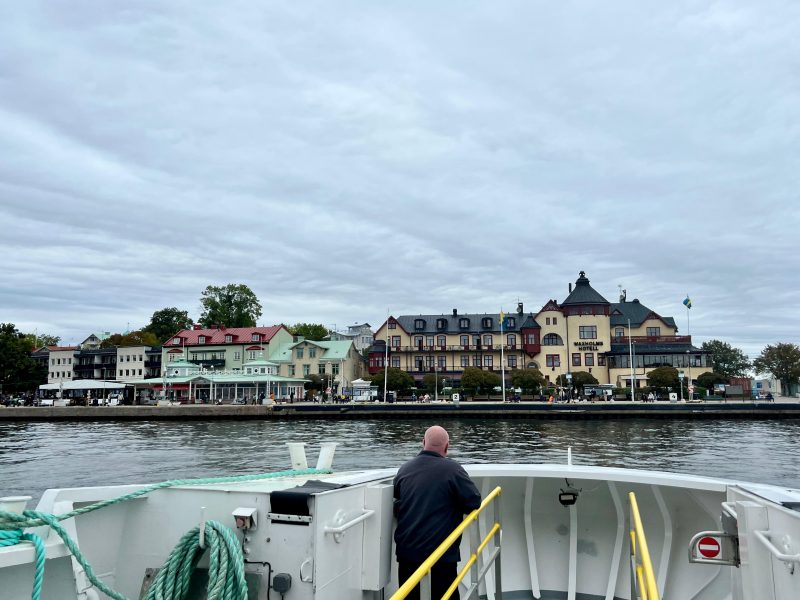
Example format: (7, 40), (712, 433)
(1, 398), (799, 421)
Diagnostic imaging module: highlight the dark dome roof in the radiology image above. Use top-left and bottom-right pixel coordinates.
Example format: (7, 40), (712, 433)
(561, 271), (610, 306)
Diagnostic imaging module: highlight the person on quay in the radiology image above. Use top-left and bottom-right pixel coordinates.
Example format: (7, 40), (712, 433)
(393, 425), (481, 600)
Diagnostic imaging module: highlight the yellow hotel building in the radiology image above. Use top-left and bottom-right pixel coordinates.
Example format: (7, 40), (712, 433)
(369, 271), (710, 391)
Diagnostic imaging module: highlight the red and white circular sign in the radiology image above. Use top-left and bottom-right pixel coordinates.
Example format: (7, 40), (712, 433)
(698, 536), (720, 558)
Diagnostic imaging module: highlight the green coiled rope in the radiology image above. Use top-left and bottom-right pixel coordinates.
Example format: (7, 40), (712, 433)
(0, 467), (331, 600)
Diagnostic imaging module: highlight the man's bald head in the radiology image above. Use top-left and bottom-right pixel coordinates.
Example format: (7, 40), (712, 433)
(423, 425), (450, 456)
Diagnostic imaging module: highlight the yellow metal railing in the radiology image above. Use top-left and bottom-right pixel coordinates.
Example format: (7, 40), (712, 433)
(391, 486), (502, 600)
(629, 492), (660, 600)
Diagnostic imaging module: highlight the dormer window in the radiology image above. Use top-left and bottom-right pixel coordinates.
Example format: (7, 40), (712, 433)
(173, 337), (181, 345)
(436, 318), (447, 330)
(225, 335), (232, 343)
(252, 333), (261, 342)
(414, 319), (426, 330)
(198, 336), (206, 344)
(507, 317), (515, 328)
(482, 317), (493, 328)
(459, 318), (470, 329)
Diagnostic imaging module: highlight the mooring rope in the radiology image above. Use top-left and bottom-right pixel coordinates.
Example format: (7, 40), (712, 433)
(0, 468), (331, 600)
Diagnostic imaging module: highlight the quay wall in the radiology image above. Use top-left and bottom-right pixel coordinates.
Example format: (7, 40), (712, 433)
(2, 401), (800, 421)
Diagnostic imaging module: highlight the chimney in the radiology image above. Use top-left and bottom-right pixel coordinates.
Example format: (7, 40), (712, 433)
(452, 308), (458, 316)
(517, 302), (524, 315)
(569, 283), (573, 293)
(193, 324), (202, 330)
(620, 289), (627, 303)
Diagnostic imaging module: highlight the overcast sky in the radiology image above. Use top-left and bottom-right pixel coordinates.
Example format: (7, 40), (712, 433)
(2, 1), (798, 358)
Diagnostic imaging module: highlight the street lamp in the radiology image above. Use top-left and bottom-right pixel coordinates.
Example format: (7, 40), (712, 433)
(434, 360), (438, 403)
(678, 370), (684, 402)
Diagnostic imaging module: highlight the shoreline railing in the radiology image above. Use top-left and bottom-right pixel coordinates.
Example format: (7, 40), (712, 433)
(391, 486), (502, 600)
(629, 492), (660, 600)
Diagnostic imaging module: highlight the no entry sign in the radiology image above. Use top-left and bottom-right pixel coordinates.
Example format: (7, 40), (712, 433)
(698, 536), (721, 559)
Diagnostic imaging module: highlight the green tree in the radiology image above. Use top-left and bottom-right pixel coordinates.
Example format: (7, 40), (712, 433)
(509, 368), (546, 393)
(290, 323), (329, 341)
(421, 373), (437, 393)
(100, 330), (161, 348)
(701, 340), (752, 378)
(753, 343), (800, 396)
(145, 307), (193, 343)
(460, 367), (501, 395)
(0, 323), (47, 393)
(369, 368), (414, 393)
(199, 284), (262, 328)
(22, 332), (60, 349)
(697, 371), (728, 391)
(646, 366), (680, 394)
(556, 371), (598, 396)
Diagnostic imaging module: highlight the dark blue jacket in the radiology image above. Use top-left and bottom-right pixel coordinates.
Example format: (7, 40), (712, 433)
(393, 450), (481, 563)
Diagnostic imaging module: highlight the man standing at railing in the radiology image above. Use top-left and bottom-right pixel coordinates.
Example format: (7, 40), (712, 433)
(394, 425), (481, 599)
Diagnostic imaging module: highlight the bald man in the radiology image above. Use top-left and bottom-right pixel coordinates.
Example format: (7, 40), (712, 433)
(393, 425), (481, 599)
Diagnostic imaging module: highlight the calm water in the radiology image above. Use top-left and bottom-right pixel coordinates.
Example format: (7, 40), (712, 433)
(1, 418), (799, 503)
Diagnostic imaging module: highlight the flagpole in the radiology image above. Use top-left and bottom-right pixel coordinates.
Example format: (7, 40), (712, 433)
(383, 310), (389, 403)
(500, 310), (506, 402)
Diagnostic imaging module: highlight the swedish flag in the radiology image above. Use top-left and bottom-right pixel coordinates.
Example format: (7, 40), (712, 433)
(683, 296), (692, 309)
(499, 310), (509, 328)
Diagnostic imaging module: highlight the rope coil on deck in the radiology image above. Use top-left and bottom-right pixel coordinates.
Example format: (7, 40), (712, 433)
(0, 468), (331, 600)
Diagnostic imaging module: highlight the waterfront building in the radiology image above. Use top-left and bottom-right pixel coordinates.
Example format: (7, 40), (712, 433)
(327, 323), (374, 353)
(44, 346), (79, 384)
(161, 325), (294, 373)
(79, 332), (111, 350)
(270, 338), (366, 394)
(369, 271), (710, 392)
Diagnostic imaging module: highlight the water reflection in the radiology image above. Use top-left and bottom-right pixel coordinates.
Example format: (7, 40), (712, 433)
(1, 418), (798, 502)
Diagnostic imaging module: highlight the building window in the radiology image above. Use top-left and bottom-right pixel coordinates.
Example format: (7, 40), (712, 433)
(173, 337), (181, 344)
(437, 356), (446, 368)
(507, 317), (515, 328)
(598, 355), (606, 366)
(546, 317), (550, 325)
(234, 352), (241, 360)
(437, 335), (446, 347)
(585, 353), (595, 366)
(507, 355), (517, 368)
(225, 335), (232, 343)
(388, 321), (396, 329)
(391, 356), (400, 368)
(414, 336), (423, 347)
(553, 317), (557, 324)
(332, 364), (340, 375)
(437, 318), (447, 330)
(459, 318), (470, 329)
(483, 335), (492, 346)
(472, 355), (481, 367)
(426, 335), (434, 346)
(303, 364), (310, 376)
(461, 356), (469, 367)
(319, 364), (326, 374)
(546, 354), (561, 367)
(425, 356), (434, 368)
(572, 353), (581, 367)
(198, 336), (206, 344)
(615, 328), (624, 338)
(579, 326), (597, 339)
(414, 319), (425, 330)
(289, 365), (296, 376)
(484, 355), (493, 368)
(309, 348), (316, 358)
(482, 318), (493, 328)
(460, 335), (469, 347)
(391, 336), (401, 347)
(647, 327), (661, 336)
(296, 348), (304, 359)
(415, 357), (424, 371)
(248, 351), (256, 360)
(525, 333), (538, 345)
(543, 333), (563, 346)
(252, 334), (261, 342)
(138, 369), (143, 375)
(507, 334), (516, 347)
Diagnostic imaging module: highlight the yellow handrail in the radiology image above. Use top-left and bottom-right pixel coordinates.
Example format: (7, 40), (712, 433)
(629, 492), (659, 600)
(391, 486), (502, 600)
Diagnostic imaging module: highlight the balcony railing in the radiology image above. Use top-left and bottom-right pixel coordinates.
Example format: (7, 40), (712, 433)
(615, 335), (692, 345)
